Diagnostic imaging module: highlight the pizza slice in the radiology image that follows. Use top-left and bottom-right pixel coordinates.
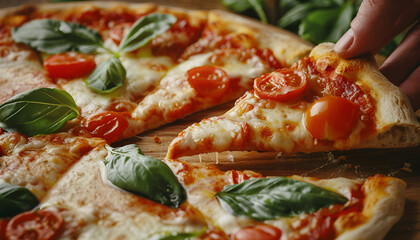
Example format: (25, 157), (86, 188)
(0, 143), (405, 240)
(0, 131), (106, 200)
(167, 43), (420, 159)
(0, 3), (313, 144)
(128, 9), (313, 136)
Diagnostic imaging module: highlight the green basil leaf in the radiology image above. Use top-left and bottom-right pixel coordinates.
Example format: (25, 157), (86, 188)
(12, 19), (102, 54)
(118, 13), (177, 53)
(278, 2), (317, 30)
(0, 182), (39, 218)
(216, 177), (348, 220)
(0, 88), (80, 136)
(86, 57), (126, 93)
(298, 4), (353, 45)
(223, 0), (268, 23)
(104, 144), (187, 209)
(152, 228), (206, 240)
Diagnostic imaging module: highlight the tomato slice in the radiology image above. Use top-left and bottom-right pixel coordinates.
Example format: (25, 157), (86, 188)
(44, 52), (96, 79)
(305, 96), (358, 141)
(6, 209), (63, 240)
(84, 111), (129, 143)
(186, 66), (230, 98)
(0, 219), (7, 240)
(254, 68), (307, 101)
(234, 224), (282, 240)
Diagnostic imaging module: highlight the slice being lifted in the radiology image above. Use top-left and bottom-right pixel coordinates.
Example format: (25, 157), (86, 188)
(167, 43), (420, 159)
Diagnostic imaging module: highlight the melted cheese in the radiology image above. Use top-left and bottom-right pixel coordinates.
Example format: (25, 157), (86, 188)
(40, 147), (207, 240)
(0, 132), (104, 200)
(131, 49), (271, 133)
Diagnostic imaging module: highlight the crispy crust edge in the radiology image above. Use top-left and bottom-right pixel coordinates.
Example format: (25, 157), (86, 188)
(336, 176), (406, 240)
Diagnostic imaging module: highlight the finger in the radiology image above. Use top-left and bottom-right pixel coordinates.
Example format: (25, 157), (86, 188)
(335, 0), (420, 59)
(399, 66), (420, 110)
(380, 23), (420, 86)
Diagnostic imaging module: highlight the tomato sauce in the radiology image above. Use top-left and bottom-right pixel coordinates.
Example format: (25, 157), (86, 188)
(291, 183), (365, 240)
(181, 30), (284, 69)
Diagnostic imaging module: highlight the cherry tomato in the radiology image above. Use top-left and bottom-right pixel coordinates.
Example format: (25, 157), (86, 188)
(305, 96), (358, 141)
(109, 23), (132, 45)
(254, 68), (307, 102)
(44, 52), (96, 79)
(6, 209), (63, 240)
(84, 111), (129, 143)
(186, 66), (230, 98)
(234, 224), (282, 240)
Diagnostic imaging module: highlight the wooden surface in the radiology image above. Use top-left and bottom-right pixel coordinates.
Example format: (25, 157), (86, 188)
(1, 1), (419, 239)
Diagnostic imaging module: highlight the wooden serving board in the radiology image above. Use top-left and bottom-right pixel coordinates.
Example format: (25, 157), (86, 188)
(2, 1), (419, 239)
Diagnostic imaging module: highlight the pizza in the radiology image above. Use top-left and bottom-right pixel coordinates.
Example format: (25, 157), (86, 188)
(0, 1), (312, 143)
(0, 1), (412, 240)
(167, 43), (420, 159)
(0, 136), (407, 240)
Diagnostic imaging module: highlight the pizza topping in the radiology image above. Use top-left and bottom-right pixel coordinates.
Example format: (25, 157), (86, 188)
(186, 66), (230, 98)
(104, 144), (187, 209)
(86, 57), (126, 93)
(216, 177), (347, 220)
(254, 68), (308, 102)
(11, 19), (103, 54)
(304, 96), (358, 141)
(118, 13), (177, 53)
(5, 209), (63, 240)
(44, 52), (96, 79)
(83, 111), (129, 143)
(0, 183), (39, 218)
(234, 224), (282, 240)
(153, 228), (206, 239)
(0, 88), (80, 136)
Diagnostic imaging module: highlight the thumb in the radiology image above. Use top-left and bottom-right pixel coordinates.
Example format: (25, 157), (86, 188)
(334, 0), (420, 59)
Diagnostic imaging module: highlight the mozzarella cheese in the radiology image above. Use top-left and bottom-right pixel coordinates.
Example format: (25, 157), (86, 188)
(40, 147), (207, 240)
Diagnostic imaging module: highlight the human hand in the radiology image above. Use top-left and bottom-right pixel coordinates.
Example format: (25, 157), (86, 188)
(334, 0), (420, 110)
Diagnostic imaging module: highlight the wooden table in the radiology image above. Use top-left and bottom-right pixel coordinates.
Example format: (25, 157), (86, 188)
(1, 1), (419, 239)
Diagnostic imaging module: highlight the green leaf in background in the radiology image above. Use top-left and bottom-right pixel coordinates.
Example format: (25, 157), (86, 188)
(216, 177), (348, 220)
(86, 57), (126, 93)
(118, 13), (177, 53)
(380, 33), (404, 56)
(12, 19), (102, 54)
(298, 1), (353, 44)
(0, 182), (39, 218)
(151, 228), (206, 240)
(222, 0), (268, 23)
(0, 88), (80, 136)
(104, 144), (187, 209)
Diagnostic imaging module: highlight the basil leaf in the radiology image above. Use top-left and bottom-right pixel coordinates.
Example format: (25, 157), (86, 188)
(12, 19), (102, 54)
(223, 0), (268, 23)
(118, 13), (177, 53)
(216, 177), (348, 220)
(0, 88), (80, 136)
(104, 144), (187, 209)
(86, 57), (126, 93)
(298, 3), (353, 45)
(278, 2), (317, 31)
(0, 182), (39, 218)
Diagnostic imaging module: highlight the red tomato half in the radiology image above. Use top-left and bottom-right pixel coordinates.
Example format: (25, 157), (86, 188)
(254, 68), (307, 102)
(234, 224), (282, 240)
(6, 209), (63, 240)
(305, 96), (358, 140)
(186, 66), (230, 98)
(84, 111), (129, 143)
(44, 52), (96, 79)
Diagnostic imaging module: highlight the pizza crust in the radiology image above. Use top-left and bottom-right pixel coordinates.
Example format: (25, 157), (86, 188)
(335, 176), (406, 240)
(310, 43), (420, 148)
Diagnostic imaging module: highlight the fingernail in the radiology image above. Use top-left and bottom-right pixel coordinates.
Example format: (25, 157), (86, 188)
(335, 29), (354, 53)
